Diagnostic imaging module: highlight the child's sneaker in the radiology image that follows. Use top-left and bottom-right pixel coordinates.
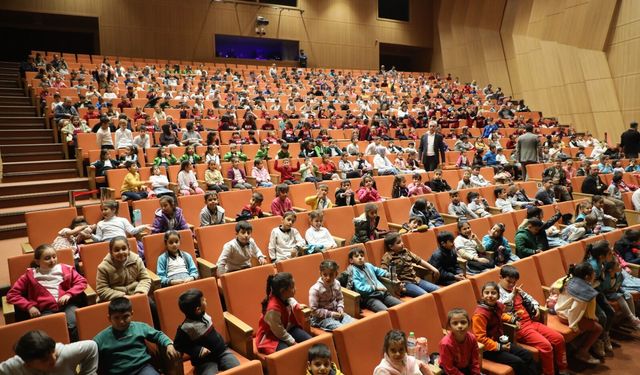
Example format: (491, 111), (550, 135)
(591, 340), (605, 358)
(602, 335), (614, 355)
(576, 351), (600, 365)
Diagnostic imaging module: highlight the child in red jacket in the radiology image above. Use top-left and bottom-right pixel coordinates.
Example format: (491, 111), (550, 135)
(7, 244), (87, 341)
(439, 308), (481, 375)
(274, 158), (300, 184)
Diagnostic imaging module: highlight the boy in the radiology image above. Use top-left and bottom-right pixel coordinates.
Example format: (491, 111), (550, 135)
(217, 221), (267, 276)
(305, 184), (333, 211)
(498, 265), (568, 375)
(469, 165), (489, 187)
(240, 192), (264, 219)
(346, 247), (401, 312)
(275, 142), (291, 160)
(399, 216), (429, 234)
(274, 158), (301, 184)
(448, 190), (478, 220)
(429, 231), (465, 286)
(351, 203), (383, 244)
(514, 218), (544, 258)
(0, 330), (98, 375)
(93, 297), (180, 375)
(271, 183), (293, 216)
(255, 141), (271, 160)
(535, 177), (556, 205)
(457, 170), (474, 190)
(428, 169), (452, 192)
(174, 289), (240, 374)
(200, 191), (226, 227)
(309, 260), (355, 331)
(222, 143), (248, 162)
(306, 343), (344, 375)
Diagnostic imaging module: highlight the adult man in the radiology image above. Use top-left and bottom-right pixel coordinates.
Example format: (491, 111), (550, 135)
(542, 157), (572, 201)
(620, 121), (640, 158)
(581, 166), (625, 221)
(514, 124), (540, 180)
(298, 49), (308, 68)
(535, 177), (556, 205)
(419, 120), (445, 171)
(54, 97), (79, 125)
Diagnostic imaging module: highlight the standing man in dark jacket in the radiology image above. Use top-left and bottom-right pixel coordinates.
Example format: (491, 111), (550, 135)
(621, 121), (640, 158)
(419, 120), (446, 171)
(515, 124), (540, 180)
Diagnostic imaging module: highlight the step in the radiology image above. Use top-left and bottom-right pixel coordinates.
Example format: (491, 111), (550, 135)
(0, 177), (88, 196)
(0, 116), (46, 125)
(0, 80), (18, 88)
(0, 87), (24, 96)
(0, 223), (26, 241)
(3, 159), (76, 173)
(0, 96), (31, 105)
(0, 106), (37, 116)
(0, 143), (63, 154)
(1, 168), (78, 183)
(0, 129), (53, 138)
(2, 151), (64, 162)
(0, 62), (20, 70)
(0, 123), (47, 130)
(0, 189), (88, 209)
(0, 136), (53, 144)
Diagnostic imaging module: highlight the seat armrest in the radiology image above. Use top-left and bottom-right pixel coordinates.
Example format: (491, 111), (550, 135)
(541, 285), (551, 300)
(76, 149), (85, 177)
(147, 270), (161, 291)
(294, 305), (312, 332)
(196, 179), (208, 192)
(245, 176), (257, 186)
(380, 277), (402, 298)
(2, 296), (15, 324)
(223, 311), (254, 359)
(413, 264), (434, 282)
(388, 222), (403, 231)
(84, 285), (97, 305)
(223, 178), (233, 190)
(457, 258), (468, 277)
(21, 242), (34, 254)
(627, 263), (640, 278)
(270, 174), (281, 184)
(292, 206), (306, 213)
(341, 288), (361, 318)
(168, 182), (179, 196)
(441, 214), (459, 225)
(537, 306), (548, 324)
(196, 258), (217, 278)
(224, 217), (236, 223)
(332, 236), (346, 247)
(488, 206), (502, 215)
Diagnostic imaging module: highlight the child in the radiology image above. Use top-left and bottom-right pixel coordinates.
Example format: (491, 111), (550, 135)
(93, 297), (180, 375)
(408, 173), (431, 196)
(494, 186), (514, 213)
(252, 158), (273, 187)
(180, 145), (202, 165)
(255, 141), (271, 161)
(591, 195), (616, 232)
(309, 260), (355, 331)
(271, 183), (294, 216)
(381, 232), (440, 296)
(318, 155), (340, 180)
(276, 142), (291, 159)
(399, 216), (429, 234)
(429, 231), (466, 286)
(95, 236), (151, 302)
(469, 166), (489, 187)
(222, 143), (248, 162)
(614, 229), (640, 265)
(153, 146), (178, 169)
(178, 160), (205, 196)
(149, 165), (175, 198)
(204, 160), (229, 192)
(561, 214), (598, 242)
(514, 218), (544, 258)
(409, 198), (444, 228)
(357, 175), (383, 203)
(300, 157), (321, 182)
(439, 309), (481, 375)
(428, 169), (452, 192)
(133, 124), (151, 149)
(121, 161), (149, 201)
(269, 211), (307, 262)
(227, 157), (252, 189)
(448, 190), (478, 220)
(53, 217), (93, 268)
(92, 200), (148, 246)
(373, 329), (432, 375)
(392, 175), (409, 198)
(456, 152), (471, 169)
(0, 330), (98, 374)
(255, 272), (312, 354)
(338, 153), (361, 179)
(217, 221), (267, 276)
(200, 191), (226, 226)
(472, 282), (536, 375)
(156, 230), (199, 287)
(306, 343), (344, 375)
(482, 223), (519, 266)
(335, 179), (356, 206)
(274, 158), (301, 184)
(352, 203), (385, 244)
(346, 247), (402, 312)
(305, 184), (334, 211)
(174, 289), (240, 374)
(575, 201), (592, 222)
(466, 191), (491, 218)
(151, 195), (189, 233)
(455, 221), (493, 274)
(498, 265), (568, 375)
(305, 210), (338, 250)
(7, 244), (88, 341)
(238, 192), (265, 220)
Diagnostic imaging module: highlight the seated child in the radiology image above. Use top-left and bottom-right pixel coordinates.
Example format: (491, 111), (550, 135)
(306, 343), (345, 375)
(494, 186), (514, 213)
(351, 203), (386, 244)
(174, 289), (240, 374)
(429, 231), (466, 286)
(156, 230), (199, 287)
(274, 158), (301, 184)
(439, 309), (481, 375)
(239, 192), (265, 220)
(409, 198), (444, 228)
(381, 232), (440, 296)
(178, 160), (205, 196)
(151, 195), (189, 233)
(200, 191), (226, 226)
(374, 330), (432, 375)
(7, 244), (88, 341)
(227, 157), (252, 189)
(399, 216), (429, 234)
(252, 158), (273, 187)
(466, 191), (491, 218)
(204, 160), (229, 193)
(428, 169), (452, 192)
(93, 297), (180, 375)
(344, 247), (402, 312)
(269, 211), (307, 262)
(0, 330), (98, 374)
(52, 217), (92, 269)
(448, 190), (478, 220)
(91, 200), (148, 251)
(407, 173), (432, 196)
(149, 165), (175, 198)
(305, 210), (338, 251)
(614, 229), (640, 265)
(121, 161), (149, 201)
(455, 221), (494, 274)
(305, 184), (334, 211)
(217, 221), (267, 276)
(356, 175), (383, 203)
(271, 183), (293, 217)
(95, 236), (151, 302)
(335, 179), (356, 206)
(514, 218), (544, 259)
(560, 214), (598, 242)
(309, 260), (355, 331)
(255, 272), (312, 354)
(482, 223), (519, 266)
(591, 195), (616, 232)
(392, 175), (409, 198)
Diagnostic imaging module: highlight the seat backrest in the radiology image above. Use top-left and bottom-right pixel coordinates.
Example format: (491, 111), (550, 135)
(388, 294), (445, 352)
(292, 210), (312, 237)
(82, 201), (130, 224)
(8, 248), (74, 284)
(131, 198), (161, 225)
(354, 201), (389, 230)
(374, 175), (396, 198)
(75, 294), (153, 340)
(488, 212), (517, 243)
(275, 253), (324, 305)
(533, 249), (567, 287)
(288, 182), (318, 209)
(364, 238), (386, 266)
(402, 230), (438, 261)
(322, 206), (357, 241)
(223, 360), (264, 375)
(143, 229), (196, 275)
(78, 238), (137, 289)
(434, 191), (452, 213)
(26, 207), (78, 248)
(218, 189), (254, 219)
(517, 181), (539, 198)
(468, 217), (492, 240)
(176, 194), (206, 228)
(0, 313), (70, 361)
(432, 280), (477, 327)
(219, 265), (276, 332)
(196, 222), (238, 263)
(246, 216), (284, 257)
(468, 267), (501, 300)
(603, 229), (623, 246)
(558, 242), (587, 270)
(266, 333), (337, 375)
(333, 311), (393, 375)
(580, 234), (605, 251)
(383, 197), (411, 225)
(511, 256), (545, 303)
(105, 168), (133, 199)
(154, 278), (229, 343)
(254, 186), (277, 213)
(323, 243), (365, 272)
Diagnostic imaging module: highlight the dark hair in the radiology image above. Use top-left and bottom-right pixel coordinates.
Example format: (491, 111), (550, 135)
(383, 232), (401, 250)
(235, 220), (253, 233)
(252, 192), (264, 202)
(14, 330), (56, 362)
(319, 259), (338, 273)
(528, 218), (543, 228)
(494, 186), (505, 198)
(348, 247), (365, 259)
(466, 191), (479, 203)
(308, 343), (332, 362)
(542, 176), (553, 184)
(591, 195), (605, 204)
(180, 159), (191, 171)
(623, 229), (640, 242)
(124, 160), (136, 169)
(108, 297), (132, 315)
(108, 236), (129, 252)
(584, 240), (611, 261)
(159, 194), (175, 207)
(526, 206), (542, 219)
(276, 183), (289, 194)
(364, 203), (378, 214)
(437, 231), (455, 246)
(282, 210), (297, 220)
(102, 199), (119, 214)
(500, 265), (520, 280)
(205, 190), (218, 202)
(413, 198), (427, 211)
(446, 308), (470, 326)
(261, 272), (294, 313)
(178, 288), (204, 319)
(164, 229), (181, 243)
(561, 262), (595, 291)
(383, 329), (407, 354)
(481, 281), (499, 294)
(32, 244), (55, 268)
(612, 171), (623, 183)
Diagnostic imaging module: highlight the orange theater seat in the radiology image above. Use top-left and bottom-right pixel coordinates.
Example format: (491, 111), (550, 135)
(24, 207), (78, 252)
(0, 313), (70, 361)
(75, 293), (153, 340)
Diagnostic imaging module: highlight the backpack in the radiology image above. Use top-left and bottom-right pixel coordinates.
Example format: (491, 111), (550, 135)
(337, 265), (354, 290)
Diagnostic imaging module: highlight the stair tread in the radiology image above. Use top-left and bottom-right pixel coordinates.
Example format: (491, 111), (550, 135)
(0, 143), (62, 146)
(2, 151), (62, 156)
(2, 159), (74, 166)
(0, 198), (100, 215)
(0, 177), (87, 187)
(0, 223), (27, 230)
(0, 189), (86, 200)
(3, 168), (77, 176)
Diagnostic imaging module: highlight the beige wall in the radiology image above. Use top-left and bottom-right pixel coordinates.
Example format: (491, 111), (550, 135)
(0, 0), (433, 70)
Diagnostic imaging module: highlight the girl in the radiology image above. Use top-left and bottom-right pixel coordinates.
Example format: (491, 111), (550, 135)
(335, 179), (356, 206)
(455, 221), (494, 274)
(352, 203), (384, 244)
(392, 175), (409, 198)
(407, 173), (431, 196)
(591, 195), (616, 232)
(439, 309), (481, 375)
(574, 201), (592, 222)
(159, 123), (180, 147)
(52, 217), (93, 269)
(92, 200), (149, 250)
(300, 157), (321, 183)
(120, 161), (149, 201)
(119, 145), (139, 167)
(606, 172), (636, 200)
(305, 210), (338, 251)
(92, 149), (119, 178)
(255, 272), (311, 354)
(151, 195), (189, 234)
(373, 330), (432, 375)
(381, 232), (440, 297)
(456, 152), (471, 169)
(149, 165), (174, 198)
(60, 117), (90, 158)
(614, 229), (640, 265)
(204, 159), (229, 192)
(153, 146), (178, 170)
(268, 211), (307, 263)
(472, 282), (536, 375)
(6, 244), (87, 341)
(357, 175), (382, 203)
(156, 230), (198, 287)
(180, 145), (202, 165)
(252, 158), (273, 187)
(177, 160), (205, 196)
(600, 257), (640, 329)
(227, 157), (252, 189)
(494, 186), (514, 213)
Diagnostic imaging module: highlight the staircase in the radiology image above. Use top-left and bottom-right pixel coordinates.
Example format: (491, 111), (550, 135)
(0, 61), (91, 240)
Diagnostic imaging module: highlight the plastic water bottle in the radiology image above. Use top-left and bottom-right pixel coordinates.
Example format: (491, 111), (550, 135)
(132, 209), (142, 226)
(416, 337), (429, 363)
(407, 331), (417, 357)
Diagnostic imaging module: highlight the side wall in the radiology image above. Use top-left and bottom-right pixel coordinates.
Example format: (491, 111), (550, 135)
(0, 0), (433, 70)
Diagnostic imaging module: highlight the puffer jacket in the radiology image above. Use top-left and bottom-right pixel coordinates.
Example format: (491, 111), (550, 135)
(96, 252), (151, 301)
(151, 207), (189, 234)
(351, 212), (380, 244)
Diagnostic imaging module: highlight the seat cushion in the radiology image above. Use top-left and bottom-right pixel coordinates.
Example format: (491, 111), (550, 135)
(482, 359), (514, 375)
(546, 315), (578, 342)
